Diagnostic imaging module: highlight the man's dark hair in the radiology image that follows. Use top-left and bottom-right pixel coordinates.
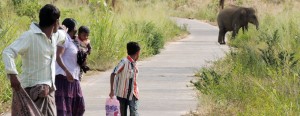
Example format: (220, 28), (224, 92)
(127, 42), (140, 55)
(78, 26), (90, 34)
(62, 18), (77, 33)
(39, 4), (60, 28)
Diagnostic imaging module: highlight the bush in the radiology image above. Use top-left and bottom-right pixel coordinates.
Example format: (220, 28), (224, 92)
(142, 22), (164, 55)
(193, 68), (224, 95)
(13, 0), (41, 21)
(259, 30), (298, 71)
(193, 7), (300, 115)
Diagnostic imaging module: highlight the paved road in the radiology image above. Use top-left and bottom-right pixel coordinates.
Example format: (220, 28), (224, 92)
(82, 18), (229, 116)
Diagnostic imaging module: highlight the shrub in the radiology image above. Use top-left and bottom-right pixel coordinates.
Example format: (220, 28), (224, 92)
(142, 22), (164, 55)
(193, 1), (300, 114)
(13, 0), (41, 21)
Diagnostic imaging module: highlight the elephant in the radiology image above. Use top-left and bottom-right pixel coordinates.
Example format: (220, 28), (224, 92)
(217, 5), (259, 44)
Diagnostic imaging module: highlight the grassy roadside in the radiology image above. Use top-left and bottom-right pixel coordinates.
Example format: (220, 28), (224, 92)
(0, 0), (187, 113)
(169, 0), (300, 115)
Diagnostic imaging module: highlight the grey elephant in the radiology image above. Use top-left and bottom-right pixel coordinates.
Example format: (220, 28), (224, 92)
(217, 5), (259, 44)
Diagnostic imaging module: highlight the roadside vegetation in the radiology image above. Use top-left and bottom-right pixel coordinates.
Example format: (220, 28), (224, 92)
(2, 0), (298, 115)
(168, 0), (300, 115)
(0, 0), (186, 113)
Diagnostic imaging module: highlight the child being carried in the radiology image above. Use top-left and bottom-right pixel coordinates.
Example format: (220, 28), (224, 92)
(76, 26), (92, 75)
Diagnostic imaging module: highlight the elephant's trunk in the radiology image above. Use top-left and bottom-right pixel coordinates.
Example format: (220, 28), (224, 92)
(256, 24), (259, 30)
(250, 18), (259, 30)
(255, 21), (259, 30)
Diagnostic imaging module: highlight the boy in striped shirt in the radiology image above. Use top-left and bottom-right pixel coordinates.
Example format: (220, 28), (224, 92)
(109, 42), (140, 116)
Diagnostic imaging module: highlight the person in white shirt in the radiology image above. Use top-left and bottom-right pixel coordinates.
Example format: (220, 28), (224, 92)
(2, 4), (64, 116)
(55, 18), (85, 116)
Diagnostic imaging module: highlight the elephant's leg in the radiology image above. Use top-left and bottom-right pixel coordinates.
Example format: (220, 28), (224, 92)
(232, 27), (240, 39)
(222, 30), (227, 44)
(242, 24), (248, 34)
(218, 30), (223, 44)
(218, 29), (226, 45)
(232, 31), (237, 39)
(232, 23), (241, 39)
(242, 27), (244, 33)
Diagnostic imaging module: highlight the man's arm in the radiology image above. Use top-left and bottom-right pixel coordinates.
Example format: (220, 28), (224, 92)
(2, 33), (30, 90)
(8, 74), (21, 91)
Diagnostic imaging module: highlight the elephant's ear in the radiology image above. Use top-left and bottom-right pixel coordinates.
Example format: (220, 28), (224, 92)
(241, 9), (247, 15)
(239, 8), (248, 22)
(248, 8), (256, 14)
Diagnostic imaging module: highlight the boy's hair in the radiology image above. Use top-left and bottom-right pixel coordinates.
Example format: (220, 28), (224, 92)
(127, 42), (140, 55)
(78, 26), (90, 34)
(62, 18), (77, 33)
(39, 4), (60, 28)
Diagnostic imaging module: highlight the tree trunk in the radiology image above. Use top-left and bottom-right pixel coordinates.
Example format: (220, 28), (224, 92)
(106, 0), (116, 8)
(220, 0), (225, 9)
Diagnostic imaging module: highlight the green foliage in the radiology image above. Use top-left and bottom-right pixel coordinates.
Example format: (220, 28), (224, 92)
(193, 68), (224, 95)
(259, 30), (299, 71)
(0, 0), (186, 112)
(13, 0), (41, 21)
(259, 30), (280, 67)
(87, 13), (123, 71)
(0, 16), (31, 112)
(193, 7), (300, 115)
(195, 0), (219, 21)
(168, 0), (188, 10)
(12, 0), (23, 6)
(167, 0), (219, 21)
(89, 0), (109, 13)
(0, 26), (12, 113)
(122, 21), (163, 57)
(141, 22), (164, 54)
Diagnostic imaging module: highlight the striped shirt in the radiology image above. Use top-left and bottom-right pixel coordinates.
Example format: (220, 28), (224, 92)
(112, 56), (139, 100)
(2, 23), (65, 88)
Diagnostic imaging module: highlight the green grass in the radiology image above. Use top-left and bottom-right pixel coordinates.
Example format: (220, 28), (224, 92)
(0, 0), (186, 113)
(189, 0), (300, 115)
(167, 0), (220, 22)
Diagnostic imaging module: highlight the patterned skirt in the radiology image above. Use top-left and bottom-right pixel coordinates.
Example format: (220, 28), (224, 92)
(12, 88), (42, 116)
(55, 74), (85, 116)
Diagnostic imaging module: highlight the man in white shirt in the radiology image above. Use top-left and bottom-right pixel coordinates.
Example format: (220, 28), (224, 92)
(2, 4), (65, 116)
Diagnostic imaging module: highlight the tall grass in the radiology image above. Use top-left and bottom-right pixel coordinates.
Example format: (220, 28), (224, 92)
(188, 0), (300, 115)
(167, 0), (220, 22)
(0, 2), (32, 111)
(0, 0), (186, 113)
